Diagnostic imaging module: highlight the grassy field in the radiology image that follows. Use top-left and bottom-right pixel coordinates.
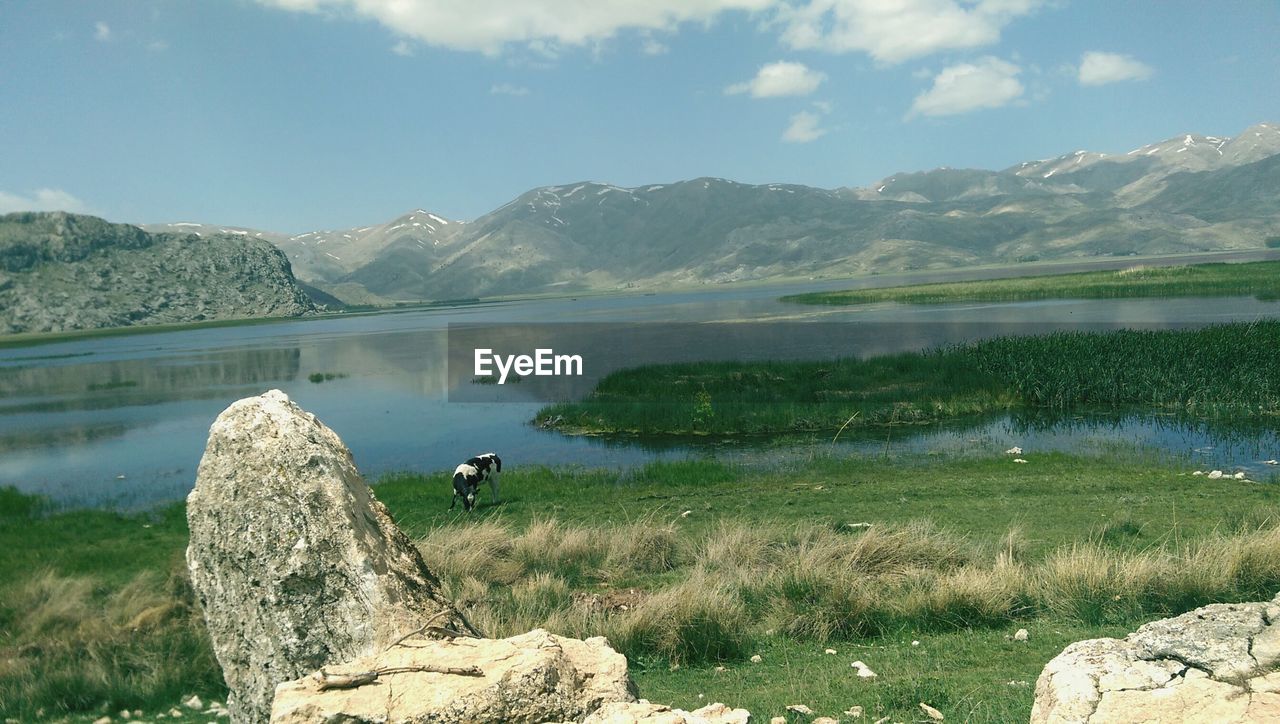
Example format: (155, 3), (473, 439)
(782, 260), (1280, 307)
(536, 322), (1280, 435)
(4, 453), (1280, 722)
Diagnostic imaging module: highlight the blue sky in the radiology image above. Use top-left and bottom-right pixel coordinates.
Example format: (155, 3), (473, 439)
(2, 0), (1278, 233)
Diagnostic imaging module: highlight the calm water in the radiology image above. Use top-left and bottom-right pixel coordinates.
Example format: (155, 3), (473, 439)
(4, 259), (1280, 510)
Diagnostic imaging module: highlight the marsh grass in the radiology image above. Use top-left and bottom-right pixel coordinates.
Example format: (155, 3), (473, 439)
(537, 322), (1280, 434)
(416, 516), (1280, 666)
(6, 451), (1280, 720)
(783, 260), (1280, 306)
(0, 569), (220, 719)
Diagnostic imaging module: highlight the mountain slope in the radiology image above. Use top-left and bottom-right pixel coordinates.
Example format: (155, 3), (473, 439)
(1, 212), (316, 335)
(140, 121), (1280, 302)
(336, 123), (1276, 300)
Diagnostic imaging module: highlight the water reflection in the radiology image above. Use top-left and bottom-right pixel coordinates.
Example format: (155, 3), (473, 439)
(1, 276), (1278, 510)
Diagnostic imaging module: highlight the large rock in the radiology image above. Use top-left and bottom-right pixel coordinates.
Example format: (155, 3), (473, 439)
(1031, 592), (1280, 723)
(270, 628), (637, 723)
(583, 700), (752, 723)
(187, 390), (475, 724)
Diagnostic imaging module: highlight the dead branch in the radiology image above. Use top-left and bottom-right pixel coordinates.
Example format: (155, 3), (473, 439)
(312, 663), (484, 691)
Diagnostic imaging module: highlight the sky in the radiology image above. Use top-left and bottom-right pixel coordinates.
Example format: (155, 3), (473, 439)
(2, 0), (1278, 233)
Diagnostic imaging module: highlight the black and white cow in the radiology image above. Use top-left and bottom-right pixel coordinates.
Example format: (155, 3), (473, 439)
(449, 452), (502, 512)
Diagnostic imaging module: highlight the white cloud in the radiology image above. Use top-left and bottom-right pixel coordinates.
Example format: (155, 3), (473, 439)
(391, 39), (414, 56)
(94, 21), (111, 41)
(255, 0), (775, 55)
(909, 56), (1023, 117)
(641, 36), (670, 55)
(0, 188), (92, 215)
(147, 39), (170, 52)
(726, 61), (826, 98)
(490, 83), (531, 96)
(1077, 51), (1153, 86)
(777, 0), (1043, 64)
(782, 109), (828, 143)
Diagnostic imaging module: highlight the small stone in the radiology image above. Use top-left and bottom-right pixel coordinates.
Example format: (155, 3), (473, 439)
(1013, 458), (1028, 464)
(750, 654), (763, 663)
(873, 717), (892, 724)
(1265, 459), (1278, 465)
(715, 665), (727, 672)
(813, 718), (839, 724)
(825, 648), (838, 655)
(920, 701), (945, 720)
(1192, 470), (1204, 476)
(1208, 470), (1224, 479)
(844, 705), (864, 718)
(1014, 628), (1029, 641)
(851, 660), (878, 678)
(1005, 446), (1022, 455)
(169, 709), (183, 718)
(911, 640), (921, 646)
(120, 711), (132, 720)
(183, 695), (203, 710)
(1234, 471), (1247, 480)
(681, 510), (692, 518)
(770, 718), (787, 724)
(785, 704), (814, 715)
(92, 718), (112, 724)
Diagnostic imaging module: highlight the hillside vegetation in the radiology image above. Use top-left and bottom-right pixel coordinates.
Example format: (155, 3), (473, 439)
(0, 212), (316, 335)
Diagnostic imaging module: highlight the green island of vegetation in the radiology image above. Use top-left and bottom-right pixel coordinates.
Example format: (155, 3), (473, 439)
(782, 260), (1280, 307)
(536, 322), (1280, 436)
(4, 452), (1280, 723)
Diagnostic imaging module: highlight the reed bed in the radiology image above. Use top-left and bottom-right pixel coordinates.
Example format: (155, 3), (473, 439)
(537, 322), (1280, 434)
(783, 260), (1280, 306)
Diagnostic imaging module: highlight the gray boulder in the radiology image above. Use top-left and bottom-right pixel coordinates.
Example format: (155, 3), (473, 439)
(186, 389), (474, 724)
(1031, 592), (1280, 722)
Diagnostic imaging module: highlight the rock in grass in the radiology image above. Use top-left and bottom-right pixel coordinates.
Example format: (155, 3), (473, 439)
(272, 629), (636, 724)
(186, 390), (475, 724)
(1014, 628), (1029, 641)
(851, 660), (878, 678)
(920, 701), (945, 720)
(1031, 591), (1280, 722)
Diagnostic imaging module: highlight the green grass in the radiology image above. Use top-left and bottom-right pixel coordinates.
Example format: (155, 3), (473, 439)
(782, 260), (1280, 306)
(536, 322), (1280, 435)
(5, 452), (1279, 721)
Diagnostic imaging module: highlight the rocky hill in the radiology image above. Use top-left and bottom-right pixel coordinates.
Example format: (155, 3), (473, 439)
(0, 212), (317, 335)
(144, 122), (1280, 302)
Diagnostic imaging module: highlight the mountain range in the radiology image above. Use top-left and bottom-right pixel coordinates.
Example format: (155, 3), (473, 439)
(141, 122), (1280, 304)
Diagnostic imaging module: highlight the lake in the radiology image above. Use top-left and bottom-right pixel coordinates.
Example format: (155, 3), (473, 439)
(4, 255), (1280, 509)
